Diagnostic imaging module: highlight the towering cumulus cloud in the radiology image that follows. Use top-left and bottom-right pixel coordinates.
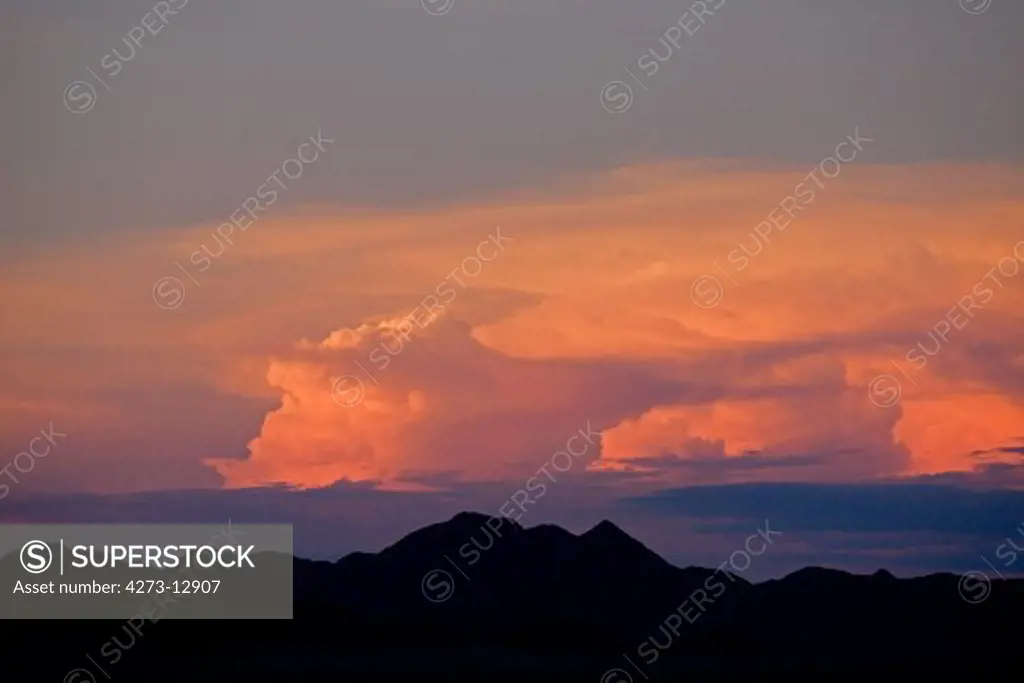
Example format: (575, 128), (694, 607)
(199, 164), (1024, 491)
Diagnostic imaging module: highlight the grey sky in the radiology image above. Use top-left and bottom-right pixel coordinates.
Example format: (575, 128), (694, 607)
(3, 0), (1022, 256)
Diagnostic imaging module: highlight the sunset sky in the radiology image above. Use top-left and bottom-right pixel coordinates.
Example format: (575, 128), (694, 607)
(2, 0), (1023, 578)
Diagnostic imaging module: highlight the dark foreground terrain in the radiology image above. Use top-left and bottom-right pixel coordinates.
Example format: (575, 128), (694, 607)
(4, 512), (1021, 680)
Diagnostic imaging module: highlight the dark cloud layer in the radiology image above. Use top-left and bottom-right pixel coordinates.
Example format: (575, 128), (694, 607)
(628, 482), (1024, 536)
(2, 481), (1021, 579)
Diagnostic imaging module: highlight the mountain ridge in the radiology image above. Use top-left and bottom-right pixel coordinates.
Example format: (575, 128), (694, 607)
(8, 511), (1024, 679)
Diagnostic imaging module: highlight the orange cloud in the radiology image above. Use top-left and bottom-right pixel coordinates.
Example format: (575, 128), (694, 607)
(2, 162), (1023, 492)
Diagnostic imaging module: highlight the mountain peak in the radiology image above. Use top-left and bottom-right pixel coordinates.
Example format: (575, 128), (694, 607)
(448, 511), (525, 534)
(583, 519), (630, 540)
(449, 511), (496, 525)
(377, 510), (522, 559)
(579, 520), (670, 572)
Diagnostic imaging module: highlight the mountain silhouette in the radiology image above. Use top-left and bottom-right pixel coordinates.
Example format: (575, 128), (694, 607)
(10, 512), (1023, 680)
(294, 511), (747, 631)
